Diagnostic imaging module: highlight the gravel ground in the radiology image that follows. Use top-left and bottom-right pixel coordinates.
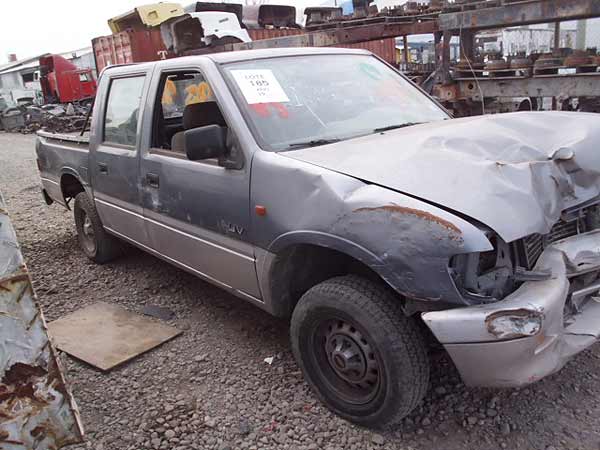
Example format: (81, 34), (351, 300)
(2, 132), (600, 450)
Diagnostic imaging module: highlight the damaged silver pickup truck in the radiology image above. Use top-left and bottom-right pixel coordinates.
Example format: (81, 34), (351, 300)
(35, 47), (600, 427)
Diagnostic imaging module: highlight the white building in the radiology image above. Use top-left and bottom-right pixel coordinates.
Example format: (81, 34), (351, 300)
(0, 47), (95, 105)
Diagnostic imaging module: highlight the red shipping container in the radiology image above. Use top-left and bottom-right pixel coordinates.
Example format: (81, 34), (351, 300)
(92, 29), (168, 73)
(92, 27), (397, 74)
(340, 38), (397, 66)
(248, 29), (397, 65)
(247, 28), (303, 41)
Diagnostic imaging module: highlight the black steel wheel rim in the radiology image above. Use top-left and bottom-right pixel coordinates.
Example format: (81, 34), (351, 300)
(312, 317), (382, 405)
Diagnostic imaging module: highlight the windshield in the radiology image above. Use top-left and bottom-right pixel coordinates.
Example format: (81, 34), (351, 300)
(222, 54), (448, 151)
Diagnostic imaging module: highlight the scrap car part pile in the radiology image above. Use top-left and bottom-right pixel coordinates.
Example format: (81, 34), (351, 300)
(0, 103), (88, 134)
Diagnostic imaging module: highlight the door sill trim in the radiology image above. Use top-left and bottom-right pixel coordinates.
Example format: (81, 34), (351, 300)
(104, 226), (265, 306)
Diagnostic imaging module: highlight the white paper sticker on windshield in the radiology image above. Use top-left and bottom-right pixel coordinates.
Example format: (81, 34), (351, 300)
(231, 70), (290, 104)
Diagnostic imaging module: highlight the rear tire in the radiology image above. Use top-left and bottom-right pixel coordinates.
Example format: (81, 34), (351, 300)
(290, 275), (429, 428)
(73, 192), (121, 263)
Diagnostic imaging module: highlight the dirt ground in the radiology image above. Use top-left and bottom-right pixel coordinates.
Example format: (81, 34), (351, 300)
(2, 132), (600, 450)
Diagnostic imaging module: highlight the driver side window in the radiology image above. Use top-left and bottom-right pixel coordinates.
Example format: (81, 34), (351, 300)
(151, 70), (226, 156)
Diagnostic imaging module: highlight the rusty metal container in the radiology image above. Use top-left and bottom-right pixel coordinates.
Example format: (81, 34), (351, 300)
(247, 30), (396, 65)
(564, 50), (596, 68)
(339, 38), (398, 65)
(509, 56), (532, 69)
(247, 28), (303, 41)
(0, 192), (84, 449)
(243, 5), (298, 29)
(92, 29), (168, 73)
(91, 26), (397, 73)
(485, 58), (509, 71)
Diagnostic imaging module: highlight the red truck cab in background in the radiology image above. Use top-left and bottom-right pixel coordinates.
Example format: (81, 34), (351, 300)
(38, 54), (97, 104)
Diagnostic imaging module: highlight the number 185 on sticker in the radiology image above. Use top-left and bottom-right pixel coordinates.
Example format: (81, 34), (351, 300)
(231, 70), (290, 104)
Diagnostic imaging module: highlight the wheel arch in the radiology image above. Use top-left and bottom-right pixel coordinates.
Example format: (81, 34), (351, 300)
(263, 231), (401, 318)
(59, 168), (88, 209)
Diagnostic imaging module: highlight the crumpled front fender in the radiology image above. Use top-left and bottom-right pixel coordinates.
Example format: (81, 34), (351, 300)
(252, 151), (493, 305)
(326, 184), (493, 303)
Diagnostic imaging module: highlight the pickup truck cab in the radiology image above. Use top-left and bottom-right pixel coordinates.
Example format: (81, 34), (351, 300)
(36, 47), (600, 427)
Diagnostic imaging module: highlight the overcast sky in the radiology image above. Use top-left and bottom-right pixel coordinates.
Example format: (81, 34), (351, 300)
(2, 0), (152, 61)
(1, 0), (409, 63)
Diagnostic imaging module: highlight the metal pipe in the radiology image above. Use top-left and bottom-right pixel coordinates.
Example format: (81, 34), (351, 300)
(402, 35), (409, 71)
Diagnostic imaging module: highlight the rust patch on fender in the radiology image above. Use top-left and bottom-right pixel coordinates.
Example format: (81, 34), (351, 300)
(354, 204), (462, 234)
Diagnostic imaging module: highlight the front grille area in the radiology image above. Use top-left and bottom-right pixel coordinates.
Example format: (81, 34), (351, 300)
(518, 211), (587, 270)
(521, 233), (544, 269)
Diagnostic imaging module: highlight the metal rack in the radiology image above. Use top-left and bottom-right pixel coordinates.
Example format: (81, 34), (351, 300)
(227, 0), (600, 116)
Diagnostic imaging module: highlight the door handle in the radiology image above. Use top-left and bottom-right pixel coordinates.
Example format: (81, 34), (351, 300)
(146, 173), (160, 188)
(98, 162), (108, 174)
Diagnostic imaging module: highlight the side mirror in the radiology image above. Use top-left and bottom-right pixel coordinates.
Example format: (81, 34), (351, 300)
(184, 125), (226, 161)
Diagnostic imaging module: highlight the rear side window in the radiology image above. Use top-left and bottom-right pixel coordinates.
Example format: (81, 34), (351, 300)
(103, 76), (145, 147)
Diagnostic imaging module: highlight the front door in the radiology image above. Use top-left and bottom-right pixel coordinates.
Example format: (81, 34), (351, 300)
(139, 67), (260, 299)
(90, 73), (149, 246)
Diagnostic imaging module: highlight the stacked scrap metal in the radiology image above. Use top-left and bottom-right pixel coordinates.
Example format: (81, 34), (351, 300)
(0, 103), (88, 134)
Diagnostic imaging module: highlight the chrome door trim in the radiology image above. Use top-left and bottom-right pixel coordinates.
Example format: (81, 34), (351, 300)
(104, 226), (266, 308)
(97, 197), (255, 262)
(94, 195), (148, 245)
(95, 197), (144, 218)
(143, 207), (254, 261)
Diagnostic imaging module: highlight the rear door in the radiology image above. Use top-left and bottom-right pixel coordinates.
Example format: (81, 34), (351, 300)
(90, 71), (150, 246)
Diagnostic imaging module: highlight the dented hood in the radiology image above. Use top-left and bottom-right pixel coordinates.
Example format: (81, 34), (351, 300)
(284, 112), (600, 243)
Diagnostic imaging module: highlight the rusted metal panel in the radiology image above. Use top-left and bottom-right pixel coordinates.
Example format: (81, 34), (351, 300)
(243, 5), (298, 29)
(248, 29), (397, 64)
(0, 192), (83, 449)
(439, 0), (600, 31)
(304, 7), (344, 27)
(234, 20), (436, 52)
(92, 29), (168, 73)
(247, 28), (303, 42)
(340, 38), (397, 65)
(452, 73), (600, 100)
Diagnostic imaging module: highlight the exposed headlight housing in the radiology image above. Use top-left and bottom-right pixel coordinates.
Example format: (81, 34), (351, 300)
(450, 233), (515, 303)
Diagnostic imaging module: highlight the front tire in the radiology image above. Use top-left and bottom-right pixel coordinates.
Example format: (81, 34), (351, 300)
(290, 275), (429, 428)
(73, 192), (121, 263)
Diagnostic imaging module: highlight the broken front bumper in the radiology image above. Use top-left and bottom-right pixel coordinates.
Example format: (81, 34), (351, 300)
(422, 229), (600, 387)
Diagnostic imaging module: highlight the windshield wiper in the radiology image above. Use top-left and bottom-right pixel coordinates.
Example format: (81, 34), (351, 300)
(374, 122), (422, 133)
(288, 138), (341, 149)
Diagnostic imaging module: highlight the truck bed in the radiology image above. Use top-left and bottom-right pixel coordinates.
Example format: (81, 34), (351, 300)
(36, 130), (90, 208)
(37, 130), (90, 145)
